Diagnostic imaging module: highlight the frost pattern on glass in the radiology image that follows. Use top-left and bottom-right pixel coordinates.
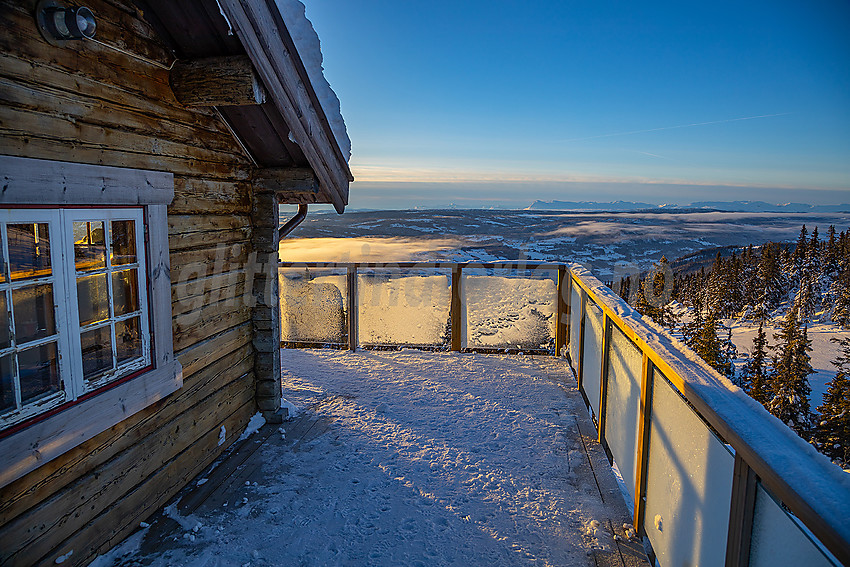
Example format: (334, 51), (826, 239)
(604, 324), (642, 496)
(749, 483), (837, 567)
(569, 284), (581, 371)
(463, 275), (556, 350)
(358, 274), (450, 346)
(279, 270), (347, 343)
(582, 300), (604, 415)
(644, 368), (735, 567)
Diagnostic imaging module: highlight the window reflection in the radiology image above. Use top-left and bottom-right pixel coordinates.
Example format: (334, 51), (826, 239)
(12, 284), (56, 343)
(111, 220), (136, 266)
(7, 223), (51, 280)
(0, 292), (10, 350)
(18, 342), (59, 403)
(77, 274), (110, 326)
(0, 355), (14, 412)
(112, 269), (139, 316)
(81, 325), (113, 380)
(73, 221), (106, 272)
(116, 317), (142, 363)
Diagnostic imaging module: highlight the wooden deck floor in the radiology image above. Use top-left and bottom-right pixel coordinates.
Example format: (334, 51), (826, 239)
(109, 351), (649, 567)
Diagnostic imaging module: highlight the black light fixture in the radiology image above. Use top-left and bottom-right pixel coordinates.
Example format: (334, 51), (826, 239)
(36, 0), (97, 46)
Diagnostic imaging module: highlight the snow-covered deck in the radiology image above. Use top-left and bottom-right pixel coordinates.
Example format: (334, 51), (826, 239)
(96, 349), (647, 566)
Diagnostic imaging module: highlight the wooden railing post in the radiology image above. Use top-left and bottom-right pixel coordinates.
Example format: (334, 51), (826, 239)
(725, 454), (757, 567)
(555, 265), (567, 356)
(347, 265), (357, 351)
(450, 264), (462, 351)
(577, 286), (587, 393)
(633, 352), (654, 536)
(598, 314), (612, 448)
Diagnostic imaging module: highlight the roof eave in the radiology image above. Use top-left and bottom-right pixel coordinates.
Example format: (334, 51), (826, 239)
(218, 0), (351, 213)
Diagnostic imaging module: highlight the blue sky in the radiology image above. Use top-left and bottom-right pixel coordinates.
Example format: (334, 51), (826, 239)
(303, 0), (850, 209)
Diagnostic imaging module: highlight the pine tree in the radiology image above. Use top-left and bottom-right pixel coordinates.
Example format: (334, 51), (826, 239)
(792, 225), (808, 276)
(824, 226), (839, 280)
(778, 245), (793, 299)
(719, 319), (738, 381)
(839, 230), (850, 272)
(813, 337), (850, 467)
(692, 311), (734, 379)
(682, 292), (704, 350)
(832, 268), (850, 328)
(640, 256), (672, 325)
(727, 252), (744, 316)
(617, 276), (631, 302)
(744, 321), (771, 404)
(632, 277), (650, 312)
(706, 252), (727, 316)
(742, 244), (760, 311)
(767, 307), (813, 435)
(757, 244), (783, 311)
(794, 276), (817, 324)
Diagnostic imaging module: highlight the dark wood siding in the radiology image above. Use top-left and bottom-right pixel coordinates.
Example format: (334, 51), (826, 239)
(0, 1), (258, 564)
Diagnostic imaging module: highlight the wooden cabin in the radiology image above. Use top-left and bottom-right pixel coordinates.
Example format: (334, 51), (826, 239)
(0, 1), (352, 564)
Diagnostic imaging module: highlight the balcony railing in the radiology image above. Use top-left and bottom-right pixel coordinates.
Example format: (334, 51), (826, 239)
(278, 261), (850, 566)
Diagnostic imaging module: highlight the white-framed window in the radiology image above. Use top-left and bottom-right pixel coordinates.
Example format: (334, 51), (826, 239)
(0, 209), (152, 428)
(0, 155), (181, 489)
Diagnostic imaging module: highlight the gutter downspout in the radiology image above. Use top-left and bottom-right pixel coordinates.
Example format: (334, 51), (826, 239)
(278, 204), (308, 241)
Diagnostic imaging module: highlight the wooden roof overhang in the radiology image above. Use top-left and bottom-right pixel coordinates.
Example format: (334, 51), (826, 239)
(139, 0), (352, 212)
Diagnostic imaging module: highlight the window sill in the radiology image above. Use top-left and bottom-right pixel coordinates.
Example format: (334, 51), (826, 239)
(0, 360), (182, 488)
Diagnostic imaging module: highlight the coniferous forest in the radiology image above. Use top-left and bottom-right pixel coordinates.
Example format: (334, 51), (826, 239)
(621, 225), (850, 468)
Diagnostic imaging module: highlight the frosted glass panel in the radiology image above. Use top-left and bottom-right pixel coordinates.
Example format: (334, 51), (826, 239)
(582, 300), (604, 415)
(358, 273), (450, 347)
(279, 269), (347, 344)
(569, 284), (581, 369)
(749, 483), (837, 567)
(463, 274), (556, 350)
(644, 368), (735, 567)
(604, 324), (642, 496)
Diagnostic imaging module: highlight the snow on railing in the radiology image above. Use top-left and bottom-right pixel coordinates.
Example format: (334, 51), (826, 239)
(278, 261), (850, 566)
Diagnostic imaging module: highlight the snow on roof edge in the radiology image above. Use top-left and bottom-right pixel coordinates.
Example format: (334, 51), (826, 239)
(274, 0), (351, 163)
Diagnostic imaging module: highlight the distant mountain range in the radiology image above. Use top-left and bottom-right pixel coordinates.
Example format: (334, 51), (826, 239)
(526, 200), (850, 213)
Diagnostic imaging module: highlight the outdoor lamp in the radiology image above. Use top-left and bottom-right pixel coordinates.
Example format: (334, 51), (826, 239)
(36, 0), (97, 45)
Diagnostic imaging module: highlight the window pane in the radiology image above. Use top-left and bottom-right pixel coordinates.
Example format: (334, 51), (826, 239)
(81, 325), (113, 380)
(7, 223), (51, 280)
(0, 354), (14, 412)
(77, 273), (109, 326)
(0, 292), (10, 349)
(18, 342), (59, 403)
(73, 221), (106, 272)
(0, 231), (6, 284)
(115, 317), (142, 364)
(112, 269), (139, 316)
(111, 220), (137, 266)
(12, 284), (56, 343)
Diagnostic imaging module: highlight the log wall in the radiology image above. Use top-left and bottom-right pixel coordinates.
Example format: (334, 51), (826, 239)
(0, 1), (259, 564)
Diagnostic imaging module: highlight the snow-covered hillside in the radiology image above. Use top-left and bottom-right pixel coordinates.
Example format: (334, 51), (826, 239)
(280, 209), (850, 280)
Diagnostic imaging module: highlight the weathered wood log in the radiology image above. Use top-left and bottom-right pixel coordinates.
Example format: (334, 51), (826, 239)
(171, 270), (248, 315)
(0, 0), (263, 561)
(171, 178), (252, 215)
(0, 376), (254, 564)
(0, 345), (253, 526)
(40, 400), (256, 566)
(254, 167), (320, 194)
(173, 302), (251, 352)
(170, 56), (267, 107)
(176, 322), (253, 378)
(254, 166), (322, 203)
